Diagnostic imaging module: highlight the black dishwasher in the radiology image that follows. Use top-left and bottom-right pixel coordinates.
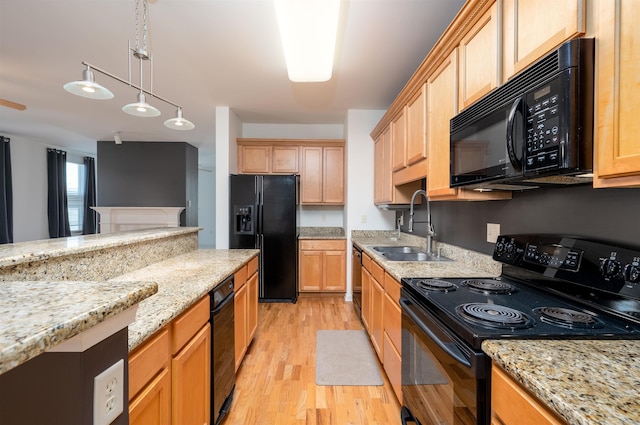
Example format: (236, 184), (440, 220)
(210, 275), (235, 425)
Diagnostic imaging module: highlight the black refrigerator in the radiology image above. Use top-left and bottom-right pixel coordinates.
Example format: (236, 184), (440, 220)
(229, 174), (298, 302)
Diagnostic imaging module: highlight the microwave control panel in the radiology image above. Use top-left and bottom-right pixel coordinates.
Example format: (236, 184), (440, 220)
(524, 77), (562, 171)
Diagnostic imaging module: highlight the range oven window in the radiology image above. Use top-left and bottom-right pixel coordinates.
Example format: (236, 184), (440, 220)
(401, 294), (489, 425)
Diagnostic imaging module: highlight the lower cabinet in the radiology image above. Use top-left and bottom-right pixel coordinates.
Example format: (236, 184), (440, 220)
(361, 255), (372, 332)
(491, 363), (567, 425)
(129, 295), (210, 425)
(234, 256), (259, 371)
(299, 239), (346, 293)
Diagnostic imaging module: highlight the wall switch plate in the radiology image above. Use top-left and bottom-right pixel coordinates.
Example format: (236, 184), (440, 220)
(487, 223), (500, 243)
(94, 359), (124, 425)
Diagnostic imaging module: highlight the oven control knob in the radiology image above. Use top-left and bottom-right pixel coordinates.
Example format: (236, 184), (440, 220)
(506, 243), (515, 254)
(601, 259), (621, 278)
(495, 242), (505, 254)
(624, 264), (640, 283)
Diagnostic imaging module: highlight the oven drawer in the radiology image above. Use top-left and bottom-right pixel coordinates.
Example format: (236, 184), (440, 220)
(492, 364), (567, 425)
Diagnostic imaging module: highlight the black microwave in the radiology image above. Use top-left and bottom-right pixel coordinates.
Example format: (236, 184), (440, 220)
(450, 38), (594, 191)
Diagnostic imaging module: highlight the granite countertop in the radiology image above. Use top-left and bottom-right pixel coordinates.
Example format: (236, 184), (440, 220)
(0, 280), (157, 375)
(298, 226), (346, 239)
(0, 227), (200, 268)
(351, 232), (501, 281)
(110, 248), (259, 351)
(483, 339), (640, 425)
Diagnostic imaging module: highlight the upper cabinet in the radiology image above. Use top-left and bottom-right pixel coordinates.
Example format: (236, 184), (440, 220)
(238, 140), (298, 174)
(593, 0), (640, 188)
(502, 0), (586, 81)
(458, 1), (500, 109)
(300, 144), (345, 205)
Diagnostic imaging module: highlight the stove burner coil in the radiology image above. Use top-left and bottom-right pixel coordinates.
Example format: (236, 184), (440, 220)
(533, 307), (604, 329)
(456, 303), (534, 329)
(416, 279), (458, 293)
(461, 279), (516, 294)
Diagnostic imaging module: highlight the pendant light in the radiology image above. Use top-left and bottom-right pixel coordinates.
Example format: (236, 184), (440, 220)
(63, 0), (194, 130)
(63, 65), (114, 100)
(164, 108), (195, 130)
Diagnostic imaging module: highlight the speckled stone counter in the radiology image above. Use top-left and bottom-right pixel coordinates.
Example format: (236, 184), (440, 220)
(110, 249), (259, 351)
(298, 226), (346, 239)
(482, 339), (640, 425)
(351, 231), (501, 281)
(0, 227), (200, 282)
(0, 280), (157, 375)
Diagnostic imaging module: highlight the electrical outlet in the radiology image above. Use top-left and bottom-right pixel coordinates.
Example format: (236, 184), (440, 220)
(360, 214), (367, 224)
(94, 359), (124, 425)
(487, 223), (500, 243)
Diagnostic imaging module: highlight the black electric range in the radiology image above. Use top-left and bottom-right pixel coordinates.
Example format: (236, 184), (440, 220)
(402, 234), (640, 350)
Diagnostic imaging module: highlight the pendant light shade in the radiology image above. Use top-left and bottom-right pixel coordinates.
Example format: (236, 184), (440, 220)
(63, 66), (114, 99)
(122, 91), (161, 117)
(164, 108), (195, 130)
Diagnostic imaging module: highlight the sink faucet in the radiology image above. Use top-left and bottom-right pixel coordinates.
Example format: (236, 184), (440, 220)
(408, 189), (435, 255)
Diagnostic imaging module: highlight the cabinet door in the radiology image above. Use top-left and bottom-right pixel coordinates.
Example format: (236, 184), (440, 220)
(172, 323), (211, 425)
(502, 0), (585, 80)
(370, 277), (384, 360)
(406, 84), (428, 165)
(361, 266), (371, 332)
(594, 0), (640, 187)
(130, 367), (171, 425)
(323, 146), (345, 204)
(247, 271), (259, 342)
(234, 283), (247, 371)
(459, 2), (499, 109)
(391, 109), (407, 171)
(427, 50), (458, 198)
(299, 249), (323, 292)
(300, 146), (323, 203)
(240, 145), (271, 173)
(272, 146), (299, 173)
(373, 131), (392, 205)
(383, 332), (402, 403)
(323, 250), (346, 291)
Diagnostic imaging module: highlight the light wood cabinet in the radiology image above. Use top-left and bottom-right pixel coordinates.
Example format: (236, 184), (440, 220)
(129, 294), (211, 425)
(374, 127), (392, 204)
(593, 0), (640, 188)
(391, 108), (407, 172)
(239, 145), (271, 174)
(492, 363), (567, 425)
(238, 142), (299, 174)
(298, 239), (346, 293)
(382, 272), (402, 402)
(427, 49), (459, 198)
(502, 0), (585, 81)
(370, 274), (384, 360)
(272, 146), (299, 173)
(459, 1), (500, 109)
(406, 84), (428, 166)
(300, 146), (345, 205)
(171, 323), (210, 425)
(361, 259), (372, 332)
(234, 256), (259, 371)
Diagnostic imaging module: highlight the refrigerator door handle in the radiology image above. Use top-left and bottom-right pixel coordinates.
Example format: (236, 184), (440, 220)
(258, 234), (265, 298)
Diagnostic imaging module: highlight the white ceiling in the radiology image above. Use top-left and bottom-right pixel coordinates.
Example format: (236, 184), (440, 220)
(0, 0), (465, 167)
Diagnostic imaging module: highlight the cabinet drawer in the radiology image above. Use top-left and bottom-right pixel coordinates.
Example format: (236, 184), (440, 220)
(384, 272), (401, 303)
(383, 291), (402, 353)
(171, 296), (210, 355)
(492, 364), (567, 425)
(370, 260), (384, 284)
(362, 252), (372, 271)
(129, 327), (170, 400)
(299, 239), (345, 251)
(234, 264), (248, 291)
(247, 255), (259, 276)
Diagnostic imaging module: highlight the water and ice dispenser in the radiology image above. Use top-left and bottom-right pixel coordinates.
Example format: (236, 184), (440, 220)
(233, 205), (254, 235)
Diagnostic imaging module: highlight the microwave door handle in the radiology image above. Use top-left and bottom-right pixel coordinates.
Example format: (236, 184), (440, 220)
(506, 97), (524, 172)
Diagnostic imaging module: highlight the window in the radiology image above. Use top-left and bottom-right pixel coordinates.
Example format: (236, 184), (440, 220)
(66, 162), (85, 234)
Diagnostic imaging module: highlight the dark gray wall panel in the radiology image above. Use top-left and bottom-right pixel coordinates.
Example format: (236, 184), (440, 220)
(400, 185), (640, 255)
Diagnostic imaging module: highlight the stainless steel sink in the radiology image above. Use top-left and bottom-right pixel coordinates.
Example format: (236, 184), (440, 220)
(371, 246), (452, 262)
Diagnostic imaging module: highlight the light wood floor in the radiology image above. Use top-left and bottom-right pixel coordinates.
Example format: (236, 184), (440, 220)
(224, 296), (402, 425)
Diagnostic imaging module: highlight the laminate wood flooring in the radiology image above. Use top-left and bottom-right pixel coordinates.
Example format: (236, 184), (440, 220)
(224, 297), (402, 425)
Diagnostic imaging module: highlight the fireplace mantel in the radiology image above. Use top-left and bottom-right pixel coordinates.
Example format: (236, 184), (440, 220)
(91, 207), (185, 234)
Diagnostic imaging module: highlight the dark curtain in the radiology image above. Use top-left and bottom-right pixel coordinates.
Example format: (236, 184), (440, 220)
(82, 156), (97, 234)
(0, 137), (13, 244)
(47, 148), (71, 238)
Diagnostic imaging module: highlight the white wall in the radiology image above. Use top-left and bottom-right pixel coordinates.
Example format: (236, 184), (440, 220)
(198, 166), (216, 248)
(344, 110), (395, 300)
(215, 107), (242, 249)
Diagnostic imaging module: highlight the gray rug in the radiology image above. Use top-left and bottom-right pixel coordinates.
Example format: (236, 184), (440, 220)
(315, 330), (384, 386)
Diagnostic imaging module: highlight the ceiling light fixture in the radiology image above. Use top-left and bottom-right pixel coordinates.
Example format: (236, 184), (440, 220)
(63, 0), (194, 130)
(274, 0), (341, 82)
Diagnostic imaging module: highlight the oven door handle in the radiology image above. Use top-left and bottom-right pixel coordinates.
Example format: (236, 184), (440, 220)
(400, 297), (472, 369)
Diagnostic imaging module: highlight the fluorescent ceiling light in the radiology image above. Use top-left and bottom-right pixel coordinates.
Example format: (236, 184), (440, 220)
(274, 0), (341, 82)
